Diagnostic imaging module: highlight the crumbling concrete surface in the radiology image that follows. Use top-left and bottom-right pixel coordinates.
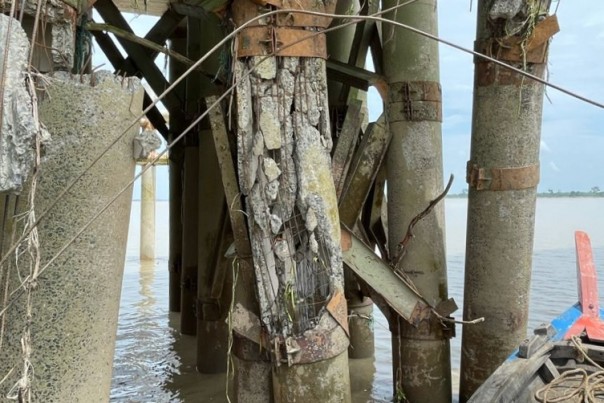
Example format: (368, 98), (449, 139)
(1, 0), (76, 71)
(133, 120), (162, 159)
(0, 14), (47, 193)
(0, 70), (142, 401)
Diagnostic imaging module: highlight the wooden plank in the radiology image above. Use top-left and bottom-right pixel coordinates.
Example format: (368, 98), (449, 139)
(90, 29), (170, 138)
(94, 0), (182, 115)
(339, 116), (390, 227)
(468, 347), (552, 403)
(340, 226), (430, 324)
(331, 99), (363, 199)
(538, 359), (560, 383)
(206, 95), (252, 258)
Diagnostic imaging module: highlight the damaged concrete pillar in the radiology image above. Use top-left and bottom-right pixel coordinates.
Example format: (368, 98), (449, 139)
(1, 0), (77, 73)
(232, 0), (351, 400)
(459, 1), (555, 400)
(135, 123), (162, 261)
(0, 14), (44, 193)
(382, 0), (452, 401)
(0, 67), (142, 400)
(141, 163), (155, 260)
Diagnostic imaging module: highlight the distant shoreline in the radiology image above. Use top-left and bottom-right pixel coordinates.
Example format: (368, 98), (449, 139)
(448, 192), (604, 199)
(134, 195), (604, 202)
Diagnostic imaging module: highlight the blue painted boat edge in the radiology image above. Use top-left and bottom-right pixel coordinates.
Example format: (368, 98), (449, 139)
(504, 303), (590, 362)
(549, 303), (584, 341)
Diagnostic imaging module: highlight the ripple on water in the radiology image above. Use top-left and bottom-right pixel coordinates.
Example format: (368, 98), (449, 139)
(111, 199), (604, 402)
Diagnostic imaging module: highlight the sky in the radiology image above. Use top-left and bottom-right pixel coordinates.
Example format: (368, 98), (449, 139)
(433, 0), (604, 194)
(96, 0), (604, 198)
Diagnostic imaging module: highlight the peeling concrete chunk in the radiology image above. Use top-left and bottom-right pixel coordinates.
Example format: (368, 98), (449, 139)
(133, 124), (162, 159)
(309, 233), (319, 254)
(253, 56), (277, 80)
(269, 214), (282, 234)
(0, 14), (42, 193)
(259, 98), (281, 150)
(274, 239), (290, 262)
(265, 180), (279, 201)
(489, 0), (524, 20)
(305, 207), (318, 232)
(263, 157), (281, 181)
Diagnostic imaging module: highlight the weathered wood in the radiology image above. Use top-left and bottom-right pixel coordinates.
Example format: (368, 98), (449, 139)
(468, 345), (552, 403)
(339, 116), (390, 227)
(538, 359), (560, 384)
(331, 99), (364, 199)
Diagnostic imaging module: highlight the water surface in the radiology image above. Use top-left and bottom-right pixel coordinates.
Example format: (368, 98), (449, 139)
(111, 198), (604, 402)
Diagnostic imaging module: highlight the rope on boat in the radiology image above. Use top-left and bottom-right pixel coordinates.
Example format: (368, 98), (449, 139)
(535, 337), (604, 403)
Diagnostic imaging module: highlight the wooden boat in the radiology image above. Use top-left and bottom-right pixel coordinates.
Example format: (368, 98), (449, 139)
(469, 231), (604, 403)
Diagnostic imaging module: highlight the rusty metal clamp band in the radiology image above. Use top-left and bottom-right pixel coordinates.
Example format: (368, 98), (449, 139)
(237, 26), (327, 59)
(387, 81), (442, 122)
(474, 15), (559, 65)
(466, 161), (540, 191)
(232, 0), (334, 59)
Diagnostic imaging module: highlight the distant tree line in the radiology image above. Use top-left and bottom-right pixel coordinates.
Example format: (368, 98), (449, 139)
(448, 187), (604, 198)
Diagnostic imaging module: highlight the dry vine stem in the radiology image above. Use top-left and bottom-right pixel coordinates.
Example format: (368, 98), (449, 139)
(392, 174), (454, 269)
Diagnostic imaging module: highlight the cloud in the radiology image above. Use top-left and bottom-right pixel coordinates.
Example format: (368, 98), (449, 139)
(549, 161), (561, 172)
(540, 140), (551, 153)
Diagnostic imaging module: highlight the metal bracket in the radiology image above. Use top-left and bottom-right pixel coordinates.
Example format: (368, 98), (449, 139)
(326, 290), (350, 337)
(237, 26), (327, 58)
(466, 162), (540, 191)
(232, 0), (333, 58)
(388, 81), (442, 122)
(475, 15), (559, 65)
(234, 0), (335, 28)
(270, 312), (349, 366)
